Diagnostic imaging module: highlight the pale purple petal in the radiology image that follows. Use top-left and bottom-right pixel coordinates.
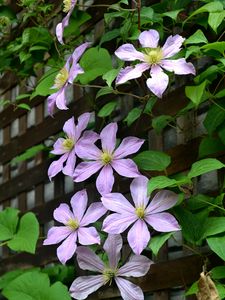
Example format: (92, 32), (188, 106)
(55, 86), (69, 110)
(51, 138), (67, 155)
(63, 117), (76, 139)
(43, 226), (72, 245)
(115, 43), (145, 61)
(114, 137), (144, 159)
(115, 277), (144, 300)
(145, 212), (180, 232)
(146, 190), (178, 214)
(48, 153), (69, 180)
(139, 29), (159, 48)
(72, 42), (92, 64)
(118, 254), (152, 277)
(78, 130), (99, 144)
(111, 158), (140, 178)
(68, 63), (84, 84)
(103, 234), (122, 269)
(162, 34), (185, 58)
(62, 149), (76, 177)
(70, 189), (88, 222)
(80, 202), (107, 226)
(70, 275), (104, 300)
(78, 226), (100, 245)
(53, 203), (74, 224)
(57, 232), (77, 264)
(75, 112), (92, 139)
(47, 90), (60, 116)
(75, 142), (102, 160)
(146, 65), (169, 98)
(100, 123), (117, 153)
(130, 176), (149, 208)
(101, 193), (135, 214)
(96, 165), (114, 195)
(160, 58), (196, 75)
(73, 161), (103, 182)
(102, 213), (136, 234)
(127, 220), (150, 255)
(116, 63), (150, 85)
(76, 246), (105, 272)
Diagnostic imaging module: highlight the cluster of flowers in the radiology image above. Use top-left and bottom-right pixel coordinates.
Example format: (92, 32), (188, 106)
(44, 1), (196, 298)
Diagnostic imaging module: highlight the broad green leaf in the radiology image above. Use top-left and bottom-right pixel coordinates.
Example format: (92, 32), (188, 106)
(162, 10), (182, 20)
(185, 45), (201, 59)
(185, 281), (198, 296)
(216, 283), (225, 299)
(48, 282), (71, 300)
(194, 65), (221, 84)
(100, 29), (120, 45)
(207, 234), (225, 260)
(98, 101), (117, 117)
(208, 11), (225, 32)
(102, 68), (120, 87)
(201, 217), (225, 239)
(152, 115), (173, 134)
(134, 150), (171, 171)
(42, 264), (75, 284)
(148, 233), (173, 256)
(185, 81), (207, 106)
(96, 86), (114, 99)
(148, 176), (177, 195)
(124, 107), (142, 126)
(185, 30), (208, 45)
(204, 103), (225, 135)
(17, 103), (31, 111)
(11, 144), (45, 165)
(77, 47), (112, 84)
(15, 94), (31, 101)
(198, 136), (225, 158)
(22, 27), (52, 48)
(63, 10), (91, 38)
(202, 42), (225, 55)
(0, 208), (19, 241)
(8, 212), (39, 254)
(188, 158), (224, 178)
(211, 266), (225, 280)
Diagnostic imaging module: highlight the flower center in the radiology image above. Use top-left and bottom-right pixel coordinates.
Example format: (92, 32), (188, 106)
(135, 206), (145, 219)
(144, 47), (163, 65)
(54, 67), (69, 89)
(67, 219), (79, 230)
(103, 268), (117, 285)
(101, 152), (112, 165)
(63, 0), (72, 13)
(62, 138), (74, 151)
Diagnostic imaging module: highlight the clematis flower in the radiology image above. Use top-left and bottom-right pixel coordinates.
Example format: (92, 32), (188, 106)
(48, 112), (98, 179)
(115, 29), (196, 98)
(102, 176), (180, 255)
(70, 234), (153, 300)
(56, 0), (77, 44)
(43, 190), (107, 264)
(73, 122), (144, 195)
(47, 42), (90, 115)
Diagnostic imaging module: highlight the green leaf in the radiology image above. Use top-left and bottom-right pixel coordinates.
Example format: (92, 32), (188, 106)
(22, 27), (52, 49)
(207, 234), (225, 260)
(148, 176), (177, 195)
(202, 42), (225, 55)
(216, 283), (225, 299)
(201, 217), (225, 239)
(17, 103), (31, 111)
(102, 68), (120, 87)
(148, 233), (173, 256)
(204, 102), (225, 135)
(124, 107), (142, 126)
(98, 101), (117, 117)
(162, 9), (182, 20)
(185, 281), (198, 296)
(198, 136), (225, 158)
(0, 208), (19, 241)
(7, 212), (39, 254)
(15, 94), (31, 101)
(77, 47), (112, 84)
(96, 86), (114, 99)
(208, 11), (225, 33)
(134, 150), (171, 171)
(185, 81), (207, 106)
(152, 115), (173, 134)
(211, 266), (225, 280)
(185, 29), (208, 45)
(188, 158), (225, 179)
(11, 144), (45, 165)
(100, 28), (120, 45)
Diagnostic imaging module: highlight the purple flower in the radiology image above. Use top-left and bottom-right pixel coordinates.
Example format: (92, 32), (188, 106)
(102, 176), (180, 255)
(70, 234), (153, 300)
(56, 0), (77, 44)
(48, 112), (98, 179)
(47, 42), (90, 115)
(73, 123), (144, 195)
(115, 29), (196, 98)
(43, 189), (107, 264)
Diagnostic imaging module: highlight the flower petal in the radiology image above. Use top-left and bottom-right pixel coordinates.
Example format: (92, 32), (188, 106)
(118, 254), (153, 277)
(48, 153), (69, 180)
(162, 34), (185, 58)
(43, 226), (72, 245)
(146, 190), (178, 214)
(145, 212), (180, 232)
(96, 165), (114, 195)
(115, 43), (145, 61)
(114, 137), (144, 159)
(55, 86), (69, 110)
(51, 138), (67, 155)
(130, 176), (149, 208)
(139, 29), (159, 48)
(100, 123), (117, 153)
(115, 277), (144, 300)
(75, 142), (102, 160)
(101, 193), (135, 214)
(161, 58), (196, 75)
(63, 117), (76, 139)
(70, 189), (88, 222)
(102, 213), (136, 234)
(53, 203), (74, 224)
(103, 234), (123, 269)
(63, 149), (76, 177)
(57, 232), (77, 264)
(75, 112), (92, 139)
(79, 130), (99, 144)
(76, 246), (105, 272)
(72, 42), (92, 64)
(47, 91), (59, 116)
(111, 158), (140, 178)
(81, 202), (107, 226)
(68, 63), (84, 84)
(116, 63), (150, 85)
(70, 275), (104, 300)
(78, 226), (100, 245)
(73, 161), (103, 182)
(127, 220), (150, 255)
(146, 65), (169, 98)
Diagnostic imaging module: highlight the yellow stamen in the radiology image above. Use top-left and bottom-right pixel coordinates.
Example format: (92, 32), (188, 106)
(101, 152), (112, 165)
(144, 47), (163, 65)
(62, 138), (74, 151)
(67, 219), (79, 230)
(103, 268), (117, 285)
(135, 207), (145, 219)
(63, 0), (72, 13)
(54, 67), (69, 89)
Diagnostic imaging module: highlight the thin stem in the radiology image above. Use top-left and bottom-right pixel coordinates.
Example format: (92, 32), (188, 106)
(0, 241), (8, 247)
